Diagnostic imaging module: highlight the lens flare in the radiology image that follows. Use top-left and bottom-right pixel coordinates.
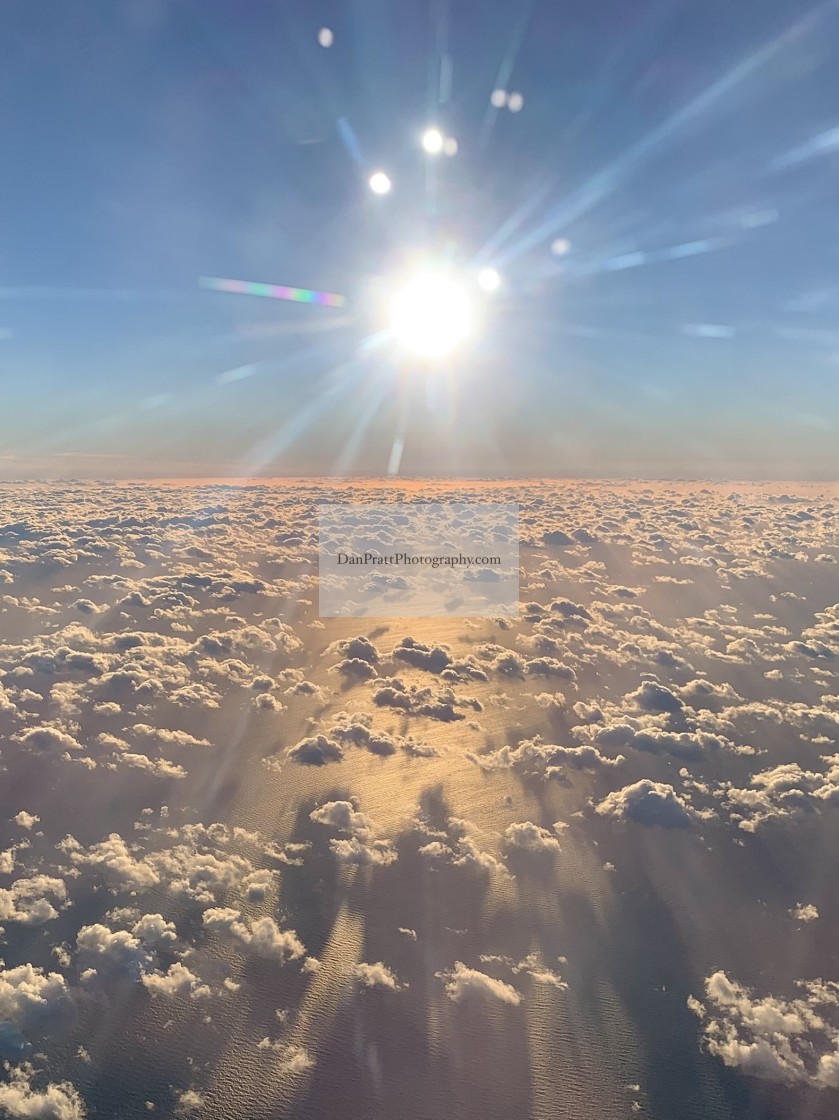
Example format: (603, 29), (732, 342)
(478, 267), (501, 292)
(369, 171), (392, 195)
(199, 276), (345, 307)
(422, 128), (445, 155)
(389, 271), (473, 359)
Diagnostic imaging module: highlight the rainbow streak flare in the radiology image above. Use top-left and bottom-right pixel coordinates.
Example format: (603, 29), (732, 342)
(199, 276), (346, 307)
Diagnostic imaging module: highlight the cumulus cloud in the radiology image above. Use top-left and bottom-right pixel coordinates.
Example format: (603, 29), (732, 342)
(371, 677), (480, 721)
(0, 876), (69, 926)
(76, 923), (152, 979)
(0, 1064), (86, 1119)
(175, 1088), (206, 1113)
(255, 1040), (315, 1074)
(65, 833), (161, 892)
(15, 726), (84, 753)
(626, 680), (685, 714)
(689, 970), (839, 1088)
(309, 798), (398, 867)
(332, 635), (380, 664)
(391, 636), (452, 674)
(202, 908), (305, 962)
(480, 952), (568, 990)
(133, 724), (212, 749)
(586, 722), (732, 760)
(142, 962), (211, 1000)
(790, 902), (819, 923)
(353, 962), (405, 991)
(436, 961), (523, 1005)
(594, 780), (696, 828)
(417, 816), (508, 878)
(323, 712), (434, 759)
(468, 734), (623, 779)
(334, 657), (378, 680)
(0, 964), (76, 1054)
(2, 478), (838, 1115)
(286, 734), (344, 766)
(310, 801), (374, 836)
(723, 760), (839, 831)
(63, 825), (258, 905)
(13, 812), (39, 830)
(502, 821), (562, 853)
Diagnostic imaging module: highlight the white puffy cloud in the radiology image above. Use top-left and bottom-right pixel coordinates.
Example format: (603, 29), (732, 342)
(468, 734), (622, 778)
(310, 799), (398, 867)
(63, 824), (261, 905)
(133, 724), (211, 749)
(790, 902), (819, 923)
(723, 760), (839, 831)
(255, 1039), (315, 1073)
(328, 835), (399, 867)
(0, 964), (76, 1053)
(286, 734), (344, 766)
(202, 908), (305, 962)
(116, 753), (187, 779)
(309, 801), (374, 837)
(502, 822), (562, 853)
(175, 1088), (205, 1113)
(436, 961), (523, 1005)
(0, 1064), (86, 1119)
(511, 952), (568, 989)
(594, 780), (696, 828)
(0, 876), (69, 925)
(76, 924), (151, 979)
(142, 962), (211, 1000)
(131, 913), (177, 945)
(689, 970), (839, 1088)
(2, 478), (838, 1115)
(353, 962), (405, 990)
(13, 812), (39, 830)
(66, 834), (160, 892)
(417, 816), (508, 878)
(15, 726), (84, 753)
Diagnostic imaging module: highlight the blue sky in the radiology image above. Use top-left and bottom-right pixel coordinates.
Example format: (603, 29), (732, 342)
(2, 0), (839, 478)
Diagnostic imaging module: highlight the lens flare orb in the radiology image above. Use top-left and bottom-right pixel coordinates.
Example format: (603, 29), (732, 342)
(389, 271), (473, 359)
(369, 171), (392, 195)
(422, 128), (445, 155)
(478, 267), (501, 292)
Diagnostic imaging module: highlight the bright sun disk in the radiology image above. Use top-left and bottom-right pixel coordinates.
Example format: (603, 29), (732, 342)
(422, 128), (444, 155)
(389, 271), (473, 359)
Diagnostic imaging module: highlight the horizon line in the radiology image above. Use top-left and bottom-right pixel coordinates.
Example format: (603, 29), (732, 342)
(1, 475), (838, 487)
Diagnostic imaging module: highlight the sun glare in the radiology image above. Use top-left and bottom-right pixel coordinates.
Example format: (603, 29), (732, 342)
(389, 271), (474, 359)
(421, 127), (444, 154)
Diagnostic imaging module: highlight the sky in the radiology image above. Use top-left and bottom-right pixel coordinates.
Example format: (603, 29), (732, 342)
(2, 0), (839, 479)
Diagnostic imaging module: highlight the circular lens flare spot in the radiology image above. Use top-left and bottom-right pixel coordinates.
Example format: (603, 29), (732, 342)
(422, 128), (444, 155)
(478, 267), (501, 292)
(369, 171), (392, 195)
(390, 272), (473, 359)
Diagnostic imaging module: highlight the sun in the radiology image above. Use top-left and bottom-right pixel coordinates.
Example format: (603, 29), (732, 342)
(389, 270), (474, 359)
